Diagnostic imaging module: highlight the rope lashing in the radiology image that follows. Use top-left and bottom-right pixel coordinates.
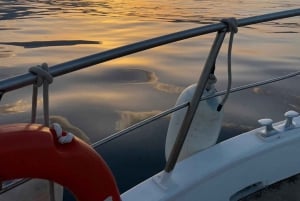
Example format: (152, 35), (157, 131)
(29, 63), (53, 124)
(29, 63), (55, 201)
(52, 123), (74, 144)
(217, 18), (238, 112)
(221, 18), (238, 33)
(29, 63), (53, 87)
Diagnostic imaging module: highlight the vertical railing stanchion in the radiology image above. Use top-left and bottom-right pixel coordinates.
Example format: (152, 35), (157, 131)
(164, 30), (227, 172)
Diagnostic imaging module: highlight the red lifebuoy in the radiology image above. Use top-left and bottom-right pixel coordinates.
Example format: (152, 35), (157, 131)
(0, 123), (121, 201)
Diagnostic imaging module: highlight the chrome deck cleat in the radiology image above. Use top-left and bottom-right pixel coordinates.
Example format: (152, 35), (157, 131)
(258, 118), (278, 137)
(284, 110), (299, 130)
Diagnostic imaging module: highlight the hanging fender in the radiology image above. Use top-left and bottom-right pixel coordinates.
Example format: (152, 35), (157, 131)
(0, 123), (121, 201)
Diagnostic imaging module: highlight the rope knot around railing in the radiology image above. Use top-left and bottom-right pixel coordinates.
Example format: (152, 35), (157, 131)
(28, 63), (53, 124)
(29, 63), (53, 87)
(28, 63), (53, 123)
(221, 18), (238, 33)
(29, 63), (56, 201)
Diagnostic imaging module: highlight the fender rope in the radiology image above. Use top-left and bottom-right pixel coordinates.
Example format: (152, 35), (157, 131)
(217, 18), (238, 111)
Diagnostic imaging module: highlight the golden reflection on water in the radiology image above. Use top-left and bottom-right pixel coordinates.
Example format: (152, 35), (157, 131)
(0, 11), (299, 200)
(0, 0), (299, 141)
(0, 99), (33, 114)
(51, 90), (129, 105)
(0, 2), (299, 198)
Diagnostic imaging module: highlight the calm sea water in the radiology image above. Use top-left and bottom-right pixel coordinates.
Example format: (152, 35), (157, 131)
(0, 0), (299, 195)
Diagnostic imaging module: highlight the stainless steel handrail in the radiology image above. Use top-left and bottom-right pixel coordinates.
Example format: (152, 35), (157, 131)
(0, 8), (299, 94)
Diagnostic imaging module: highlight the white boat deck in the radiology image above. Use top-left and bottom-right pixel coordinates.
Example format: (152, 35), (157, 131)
(122, 116), (300, 201)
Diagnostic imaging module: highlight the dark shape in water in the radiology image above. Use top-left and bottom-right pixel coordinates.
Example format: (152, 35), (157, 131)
(0, 40), (101, 48)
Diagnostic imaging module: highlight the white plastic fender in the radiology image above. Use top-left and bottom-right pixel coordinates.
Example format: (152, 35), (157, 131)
(165, 83), (224, 161)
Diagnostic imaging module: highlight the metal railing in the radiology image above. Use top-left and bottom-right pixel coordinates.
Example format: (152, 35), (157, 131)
(0, 9), (299, 93)
(0, 8), (299, 193)
(91, 70), (300, 148)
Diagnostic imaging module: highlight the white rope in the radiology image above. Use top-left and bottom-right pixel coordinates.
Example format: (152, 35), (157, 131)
(52, 123), (74, 144)
(29, 63), (53, 124)
(29, 63), (55, 201)
(58, 133), (74, 144)
(217, 18), (238, 111)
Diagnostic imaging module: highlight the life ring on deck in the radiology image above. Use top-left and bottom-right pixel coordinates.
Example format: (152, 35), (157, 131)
(0, 123), (121, 201)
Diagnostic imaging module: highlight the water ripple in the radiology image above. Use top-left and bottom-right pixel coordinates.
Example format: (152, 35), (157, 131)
(1, 0), (298, 26)
(0, 40), (101, 48)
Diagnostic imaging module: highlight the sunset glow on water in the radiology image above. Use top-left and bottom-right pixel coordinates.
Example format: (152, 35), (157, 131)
(0, 0), (299, 194)
(0, 0), (300, 140)
(1, 0), (299, 139)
